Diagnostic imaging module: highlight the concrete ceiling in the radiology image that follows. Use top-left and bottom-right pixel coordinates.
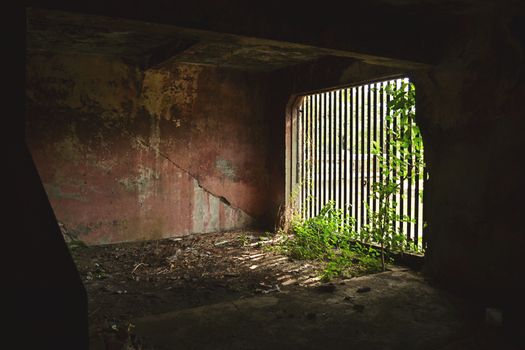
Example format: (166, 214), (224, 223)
(26, 8), (430, 72)
(27, 0), (520, 66)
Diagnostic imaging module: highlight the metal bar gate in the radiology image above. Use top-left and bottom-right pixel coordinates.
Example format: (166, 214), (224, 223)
(288, 78), (426, 250)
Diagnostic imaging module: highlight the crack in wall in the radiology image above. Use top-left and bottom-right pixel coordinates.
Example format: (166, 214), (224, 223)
(128, 130), (254, 220)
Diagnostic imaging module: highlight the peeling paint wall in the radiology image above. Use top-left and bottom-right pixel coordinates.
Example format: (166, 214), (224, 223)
(26, 53), (271, 245)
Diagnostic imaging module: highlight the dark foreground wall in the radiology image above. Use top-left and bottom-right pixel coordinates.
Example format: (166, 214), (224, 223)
(415, 10), (525, 314)
(26, 53), (274, 244)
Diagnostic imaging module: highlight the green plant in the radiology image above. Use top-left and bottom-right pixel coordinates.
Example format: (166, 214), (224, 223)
(361, 81), (425, 270)
(276, 201), (383, 280)
(238, 233), (250, 247)
(285, 201), (353, 260)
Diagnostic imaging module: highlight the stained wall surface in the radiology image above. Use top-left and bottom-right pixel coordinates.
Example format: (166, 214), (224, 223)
(25, 1), (525, 317)
(26, 53), (274, 244)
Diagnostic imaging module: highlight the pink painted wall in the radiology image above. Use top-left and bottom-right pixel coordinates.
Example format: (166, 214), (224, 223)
(26, 53), (274, 244)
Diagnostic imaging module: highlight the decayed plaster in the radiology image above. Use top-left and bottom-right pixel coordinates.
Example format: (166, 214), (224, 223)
(26, 52), (271, 244)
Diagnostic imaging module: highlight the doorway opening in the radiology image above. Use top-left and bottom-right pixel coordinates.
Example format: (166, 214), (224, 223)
(287, 78), (426, 252)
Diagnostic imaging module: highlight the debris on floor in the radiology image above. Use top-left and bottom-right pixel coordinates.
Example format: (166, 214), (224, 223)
(71, 230), (347, 348)
(69, 230), (520, 350)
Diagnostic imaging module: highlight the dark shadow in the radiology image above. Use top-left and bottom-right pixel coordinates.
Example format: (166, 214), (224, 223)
(7, 8), (88, 348)
(10, 144), (89, 349)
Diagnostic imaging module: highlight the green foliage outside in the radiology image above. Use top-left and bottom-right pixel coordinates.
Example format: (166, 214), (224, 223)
(276, 81), (425, 279)
(361, 81), (425, 270)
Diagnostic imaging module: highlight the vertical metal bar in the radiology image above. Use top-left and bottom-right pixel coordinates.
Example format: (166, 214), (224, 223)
(333, 90), (338, 209)
(355, 87), (358, 225)
(304, 98), (308, 219)
(303, 97), (308, 219)
(334, 90), (338, 209)
(309, 95), (313, 219)
(421, 156), (425, 249)
(330, 91), (337, 209)
(370, 84), (375, 216)
(406, 81), (413, 245)
(339, 89), (344, 214)
(343, 89), (348, 220)
(354, 87), (359, 229)
(366, 83), (372, 227)
(416, 82), (425, 250)
(356, 86), (361, 230)
(300, 99), (304, 219)
(376, 83), (382, 215)
(386, 81), (393, 237)
(316, 94), (321, 216)
(414, 150), (420, 249)
(397, 80), (405, 240)
(312, 94), (319, 216)
(327, 91), (332, 207)
(362, 85), (366, 227)
(312, 95), (316, 218)
(359, 86), (366, 231)
(292, 101), (301, 213)
(299, 100), (303, 218)
(391, 80), (397, 236)
(319, 92), (322, 211)
(316, 94), (319, 215)
(348, 88), (353, 223)
(332, 90), (336, 207)
(309, 95), (314, 218)
(327, 91), (330, 208)
(320, 93), (323, 215)
(378, 82), (385, 241)
(321, 92), (326, 209)
(372, 83), (378, 217)
(379, 83), (385, 194)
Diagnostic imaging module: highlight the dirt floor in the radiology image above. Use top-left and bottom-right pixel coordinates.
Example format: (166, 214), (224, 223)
(72, 230), (359, 349)
(70, 230), (520, 350)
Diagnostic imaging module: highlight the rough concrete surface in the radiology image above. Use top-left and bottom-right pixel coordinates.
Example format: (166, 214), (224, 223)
(131, 270), (508, 350)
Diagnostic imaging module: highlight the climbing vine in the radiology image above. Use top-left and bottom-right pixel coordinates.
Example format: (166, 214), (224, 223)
(278, 80), (425, 278)
(361, 81), (425, 270)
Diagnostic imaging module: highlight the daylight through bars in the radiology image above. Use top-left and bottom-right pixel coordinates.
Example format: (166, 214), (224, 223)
(293, 78), (425, 249)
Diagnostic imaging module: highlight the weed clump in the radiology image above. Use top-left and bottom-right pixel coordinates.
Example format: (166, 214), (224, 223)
(276, 201), (382, 281)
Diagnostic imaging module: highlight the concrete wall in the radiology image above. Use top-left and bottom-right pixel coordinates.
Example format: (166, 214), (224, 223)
(271, 24), (525, 311)
(26, 2), (525, 315)
(413, 10), (525, 309)
(26, 53), (274, 244)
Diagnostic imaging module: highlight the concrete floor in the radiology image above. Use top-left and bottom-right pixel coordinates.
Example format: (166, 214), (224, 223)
(131, 269), (519, 350)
